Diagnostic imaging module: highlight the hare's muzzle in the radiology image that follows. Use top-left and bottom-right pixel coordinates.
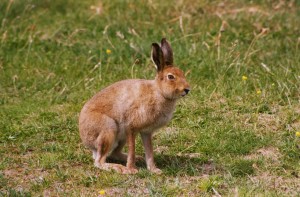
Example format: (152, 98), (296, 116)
(181, 88), (190, 97)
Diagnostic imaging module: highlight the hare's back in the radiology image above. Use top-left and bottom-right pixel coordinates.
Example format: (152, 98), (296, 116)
(84, 79), (155, 113)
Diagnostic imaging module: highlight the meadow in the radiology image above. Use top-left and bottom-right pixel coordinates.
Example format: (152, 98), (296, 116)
(0, 0), (300, 196)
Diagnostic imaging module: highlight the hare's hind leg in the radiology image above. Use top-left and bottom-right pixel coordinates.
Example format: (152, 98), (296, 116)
(93, 116), (137, 174)
(93, 123), (127, 174)
(94, 131), (128, 173)
(94, 135), (137, 174)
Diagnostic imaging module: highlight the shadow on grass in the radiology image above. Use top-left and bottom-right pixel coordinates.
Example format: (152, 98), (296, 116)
(108, 153), (214, 176)
(155, 154), (214, 176)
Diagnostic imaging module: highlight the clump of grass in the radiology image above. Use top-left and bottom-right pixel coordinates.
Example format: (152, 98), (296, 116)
(199, 176), (222, 193)
(229, 160), (255, 177)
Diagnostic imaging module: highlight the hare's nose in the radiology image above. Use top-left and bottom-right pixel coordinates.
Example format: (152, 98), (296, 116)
(184, 89), (190, 94)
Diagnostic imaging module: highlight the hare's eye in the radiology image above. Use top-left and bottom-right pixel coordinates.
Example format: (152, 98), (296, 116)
(167, 74), (175, 80)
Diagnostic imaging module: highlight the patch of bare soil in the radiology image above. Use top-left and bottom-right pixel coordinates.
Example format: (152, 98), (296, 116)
(3, 167), (49, 183)
(2, 165), (49, 195)
(1, 151), (51, 193)
(249, 172), (300, 196)
(103, 174), (210, 197)
(257, 113), (281, 132)
(244, 146), (282, 162)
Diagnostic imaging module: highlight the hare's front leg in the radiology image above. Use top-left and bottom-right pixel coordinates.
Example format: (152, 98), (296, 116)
(125, 132), (138, 174)
(141, 133), (162, 174)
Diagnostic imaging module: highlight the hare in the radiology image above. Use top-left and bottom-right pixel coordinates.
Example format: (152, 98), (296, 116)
(79, 38), (190, 174)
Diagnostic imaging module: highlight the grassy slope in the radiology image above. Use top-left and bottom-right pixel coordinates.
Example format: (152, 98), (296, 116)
(0, 0), (300, 196)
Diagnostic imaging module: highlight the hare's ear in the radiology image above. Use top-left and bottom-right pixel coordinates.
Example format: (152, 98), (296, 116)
(161, 38), (173, 65)
(151, 43), (165, 72)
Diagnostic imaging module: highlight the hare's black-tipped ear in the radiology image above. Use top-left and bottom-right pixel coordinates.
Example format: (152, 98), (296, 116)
(151, 43), (165, 72)
(161, 38), (173, 65)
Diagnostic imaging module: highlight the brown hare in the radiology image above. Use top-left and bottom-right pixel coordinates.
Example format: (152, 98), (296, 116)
(79, 38), (190, 174)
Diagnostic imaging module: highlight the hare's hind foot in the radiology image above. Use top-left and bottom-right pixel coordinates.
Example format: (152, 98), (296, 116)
(149, 167), (162, 174)
(122, 166), (138, 174)
(95, 162), (138, 174)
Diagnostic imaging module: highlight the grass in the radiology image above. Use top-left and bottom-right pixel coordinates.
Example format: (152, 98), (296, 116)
(1, 0), (300, 196)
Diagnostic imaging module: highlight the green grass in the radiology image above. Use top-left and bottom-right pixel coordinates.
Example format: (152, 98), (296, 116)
(1, 0), (300, 196)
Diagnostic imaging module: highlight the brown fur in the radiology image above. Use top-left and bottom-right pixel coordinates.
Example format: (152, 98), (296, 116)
(79, 38), (190, 174)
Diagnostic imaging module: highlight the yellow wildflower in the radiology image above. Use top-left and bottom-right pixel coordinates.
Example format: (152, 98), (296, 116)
(99, 190), (105, 195)
(296, 132), (300, 137)
(256, 90), (261, 95)
(106, 49), (111, 54)
(242, 75), (248, 81)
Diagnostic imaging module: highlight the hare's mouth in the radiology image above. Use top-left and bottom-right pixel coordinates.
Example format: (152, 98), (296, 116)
(181, 92), (188, 97)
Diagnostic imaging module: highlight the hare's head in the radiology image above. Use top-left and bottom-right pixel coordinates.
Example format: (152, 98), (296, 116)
(151, 38), (190, 100)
